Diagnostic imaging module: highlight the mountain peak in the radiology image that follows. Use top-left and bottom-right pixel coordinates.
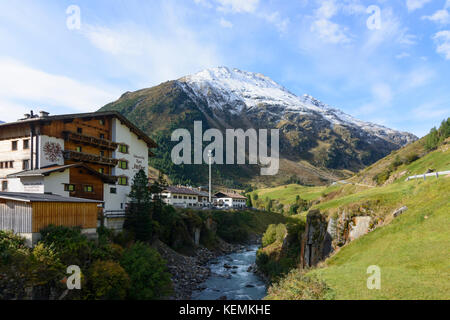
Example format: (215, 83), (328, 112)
(178, 66), (417, 145)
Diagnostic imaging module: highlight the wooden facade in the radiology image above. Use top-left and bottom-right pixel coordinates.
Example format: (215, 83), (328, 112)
(0, 200), (98, 234)
(32, 202), (98, 232)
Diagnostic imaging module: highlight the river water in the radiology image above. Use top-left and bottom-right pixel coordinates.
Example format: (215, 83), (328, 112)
(191, 245), (267, 300)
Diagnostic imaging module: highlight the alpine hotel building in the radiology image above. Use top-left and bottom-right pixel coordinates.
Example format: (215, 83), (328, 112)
(0, 111), (157, 243)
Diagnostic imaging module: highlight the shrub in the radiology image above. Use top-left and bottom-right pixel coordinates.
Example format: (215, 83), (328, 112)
(0, 231), (27, 264)
(39, 225), (91, 267)
(266, 271), (335, 300)
(120, 242), (172, 300)
(373, 169), (391, 185)
(87, 260), (130, 300)
(405, 153), (420, 164)
(262, 224), (287, 247)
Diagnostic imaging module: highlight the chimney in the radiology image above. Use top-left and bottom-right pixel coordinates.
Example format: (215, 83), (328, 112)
(39, 111), (50, 118)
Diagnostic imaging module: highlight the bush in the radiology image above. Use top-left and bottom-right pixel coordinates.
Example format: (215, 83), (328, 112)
(87, 260), (130, 300)
(120, 242), (172, 300)
(39, 225), (91, 267)
(405, 153), (420, 164)
(373, 169), (391, 185)
(0, 231), (27, 264)
(262, 224), (287, 247)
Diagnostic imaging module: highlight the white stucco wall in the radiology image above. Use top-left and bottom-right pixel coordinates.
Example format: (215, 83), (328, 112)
(0, 137), (34, 178)
(103, 118), (149, 213)
(43, 170), (70, 196)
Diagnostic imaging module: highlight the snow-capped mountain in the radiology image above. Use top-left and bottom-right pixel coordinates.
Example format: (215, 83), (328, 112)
(179, 67), (416, 146)
(100, 67), (417, 186)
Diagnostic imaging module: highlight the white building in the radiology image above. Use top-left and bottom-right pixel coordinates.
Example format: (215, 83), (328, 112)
(160, 186), (200, 208)
(214, 191), (247, 209)
(0, 110), (157, 223)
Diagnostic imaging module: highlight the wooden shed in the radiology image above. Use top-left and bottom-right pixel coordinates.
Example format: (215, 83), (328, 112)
(0, 192), (102, 246)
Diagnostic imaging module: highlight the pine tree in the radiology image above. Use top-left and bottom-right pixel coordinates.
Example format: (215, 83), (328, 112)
(246, 194), (253, 208)
(124, 170), (153, 242)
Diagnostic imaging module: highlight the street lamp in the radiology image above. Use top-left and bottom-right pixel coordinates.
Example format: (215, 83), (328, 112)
(208, 150), (212, 204)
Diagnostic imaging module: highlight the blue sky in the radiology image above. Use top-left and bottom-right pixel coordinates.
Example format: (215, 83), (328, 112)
(1, 0), (449, 137)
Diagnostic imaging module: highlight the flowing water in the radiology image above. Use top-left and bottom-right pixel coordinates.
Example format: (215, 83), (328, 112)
(191, 245), (267, 300)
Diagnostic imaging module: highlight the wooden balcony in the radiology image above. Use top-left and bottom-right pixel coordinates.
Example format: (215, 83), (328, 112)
(63, 131), (119, 151)
(63, 150), (119, 167)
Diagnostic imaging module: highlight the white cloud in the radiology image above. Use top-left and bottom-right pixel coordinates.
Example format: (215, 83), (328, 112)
(0, 58), (119, 122)
(372, 83), (393, 105)
(433, 30), (450, 59)
(363, 8), (416, 51)
(422, 9), (450, 25)
(406, 0), (432, 12)
(81, 22), (221, 85)
(395, 52), (410, 59)
(194, 0), (213, 8)
(260, 12), (290, 33)
(311, 19), (352, 44)
(310, 0), (352, 44)
(412, 102), (449, 120)
(219, 17), (233, 28)
(216, 0), (259, 13)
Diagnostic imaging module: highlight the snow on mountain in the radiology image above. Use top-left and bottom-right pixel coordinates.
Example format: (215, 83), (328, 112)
(179, 66), (416, 146)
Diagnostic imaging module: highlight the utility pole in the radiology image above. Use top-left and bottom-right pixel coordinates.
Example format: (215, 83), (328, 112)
(208, 150), (212, 204)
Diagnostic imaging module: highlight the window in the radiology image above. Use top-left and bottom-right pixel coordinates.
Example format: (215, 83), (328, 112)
(9, 161), (13, 168)
(64, 184), (76, 192)
(84, 185), (93, 192)
(1, 181), (7, 191)
(99, 168), (104, 174)
(110, 187), (117, 194)
(99, 119), (105, 126)
(12, 141), (18, 151)
(118, 160), (128, 169)
(173, 195), (178, 199)
(22, 160), (30, 170)
(77, 127), (83, 134)
(100, 133), (105, 139)
(23, 139), (30, 150)
(76, 146), (82, 152)
(118, 176), (128, 186)
(119, 144), (129, 154)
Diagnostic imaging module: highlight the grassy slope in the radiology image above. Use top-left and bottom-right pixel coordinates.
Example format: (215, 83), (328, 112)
(251, 184), (339, 205)
(351, 137), (450, 186)
(309, 178), (450, 300)
(265, 177), (450, 300)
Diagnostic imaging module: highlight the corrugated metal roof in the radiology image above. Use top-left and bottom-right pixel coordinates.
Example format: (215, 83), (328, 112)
(0, 192), (102, 203)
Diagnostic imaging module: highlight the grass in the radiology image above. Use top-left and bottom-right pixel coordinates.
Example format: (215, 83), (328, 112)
(266, 177), (450, 300)
(250, 184), (340, 205)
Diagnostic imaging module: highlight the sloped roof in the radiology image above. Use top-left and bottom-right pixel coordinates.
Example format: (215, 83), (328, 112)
(214, 191), (247, 199)
(7, 163), (117, 184)
(0, 192), (102, 203)
(162, 186), (200, 196)
(0, 111), (157, 148)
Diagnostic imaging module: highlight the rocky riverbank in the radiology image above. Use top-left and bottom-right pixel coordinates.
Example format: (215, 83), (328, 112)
(154, 238), (248, 300)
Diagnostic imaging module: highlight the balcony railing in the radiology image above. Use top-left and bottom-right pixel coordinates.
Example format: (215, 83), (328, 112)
(63, 131), (119, 151)
(63, 150), (119, 167)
